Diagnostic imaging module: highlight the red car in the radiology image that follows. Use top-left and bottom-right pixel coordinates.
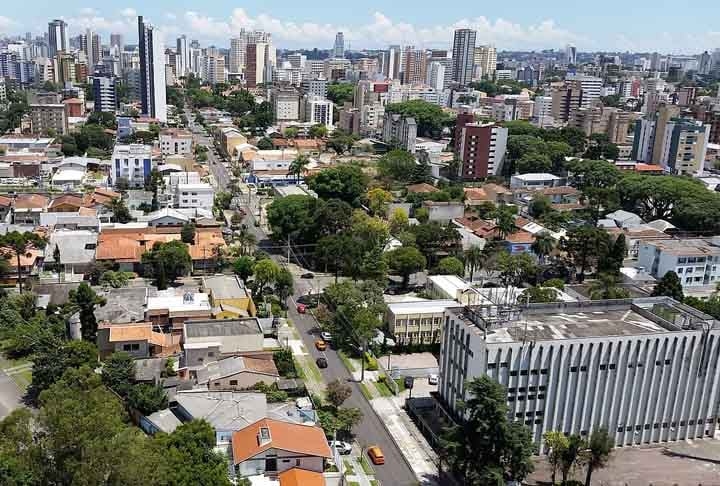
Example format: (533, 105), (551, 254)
(296, 303), (307, 314)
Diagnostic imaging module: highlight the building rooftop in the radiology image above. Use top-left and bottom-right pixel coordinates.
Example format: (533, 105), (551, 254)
(145, 409), (182, 434)
(175, 390), (268, 432)
(202, 275), (250, 301)
(642, 238), (720, 256)
(512, 173), (561, 182)
(428, 274), (471, 297)
(387, 299), (460, 315)
(195, 356), (279, 384)
(45, 229), (98, 265)
(147, 289), (211, 314)
(95, 287), (151, 324)
(231, 418), (331, 464)
(184, 318), (263, 339)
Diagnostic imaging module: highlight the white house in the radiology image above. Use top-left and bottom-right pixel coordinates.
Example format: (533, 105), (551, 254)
(175, 183), (214, 210)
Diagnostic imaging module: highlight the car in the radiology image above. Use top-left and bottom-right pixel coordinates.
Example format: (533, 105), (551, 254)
(329, 441), (352, 455)
(296, 303), (307, 314)
(316, 357), (328, 368)
(320, 331), (332, 342)
(300, 272), (315, 279)
(428, 374), (438, 385)
(315, 339), (327, 351)
(367, 446), (385, 465)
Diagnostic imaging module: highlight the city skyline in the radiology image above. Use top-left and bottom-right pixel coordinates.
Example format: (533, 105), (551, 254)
(0, 3), (719, 53)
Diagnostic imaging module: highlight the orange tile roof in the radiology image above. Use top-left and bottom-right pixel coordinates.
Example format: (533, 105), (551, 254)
(96, 227), (226, 263)
(279, 468), (326, 486)
(294, 139), (323, 149)
(505, 230), (535, 244)
(78, 207), (97, 216)
(483, 183), (512, 195)
(82, 188), (121, 208)
(14, 193), (49, 210)
(49, 194), (84, 210)
(2, 247), (43, 268)
(0, 195), (12, 207)
(635, 163), (664, 172)
(108, 324), (153, 342)
(231, 418), (331, 464)
(463, 187), (488, 200)
(241, 357), (279, 376)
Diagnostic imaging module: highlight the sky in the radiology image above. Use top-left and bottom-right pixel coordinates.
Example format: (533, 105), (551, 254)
(1, 1), (720, 53)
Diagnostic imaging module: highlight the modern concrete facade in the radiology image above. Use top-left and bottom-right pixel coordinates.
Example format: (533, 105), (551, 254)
(138, 16), (167, 122)
(451, 29), (476, 86)
(638, 238), (720, 288)
(454, 108), (508, 180)
(382, 113), (417, 153)
(439, 298), (720, 449)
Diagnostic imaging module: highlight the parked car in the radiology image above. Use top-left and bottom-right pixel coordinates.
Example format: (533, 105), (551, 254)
(296, 303), (307, 314)
(428, 374), (438, 385)
(301, 272), (315, 279)
(367, 446), (385, 465)
(315, 339), (327, 351)
(320, 331), (333, 342)
(316, 357), (328, 368)
(329, 441), (352, 455)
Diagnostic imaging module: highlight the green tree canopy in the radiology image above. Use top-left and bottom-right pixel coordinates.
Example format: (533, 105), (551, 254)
(651, 271), (684, 301)
(141, 241), (192, 290)
(433, 256), (465, 277)
(306, 165), (369, 205)
(385, 99), (454, 138)
(69, 282), (106, 342)
(377, 149), (417, 181)
(384, 247), (427, 288)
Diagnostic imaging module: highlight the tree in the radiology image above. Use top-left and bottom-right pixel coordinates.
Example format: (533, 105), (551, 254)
(583, 428), (613, 486)
(0, 231), (46, 292)
(326, 379), (352, 408)
(385, 99), (454, 138)
(253, 258), (280, 293)
(327, 129), (358, 155)
(517, 152), (552, 174)
(101, 351), (136, 397)
(256, 137), (274, 150)
(441, 376), (534, 484)
(180, 222), (196, 244)
(141, 241), (192, 290)
(561, 434), (585, 484)
(233, 256), (255, 284)
(127, 383), (168, 415)
(496, 252), (537, 288)
(274, 268), (294, 303)
(267, 195), (321, 244)
(377, 149), (417, 181)
(529, 194), (553, 218)
(309, 124), (328, 139)
(99, 270), (133, 288)
(544, 430), (569, 485)
(464, 245), (485, 281)
(283, 127), (299, 139)
(335, 407), (363, 433)
(31, 340), (98, 397)
(109, 197), (132, 223)
(494, 205), (517, 240)
(523, 286), (558, 303)
(433, 256), (464, 277)
(307, 165), (369, 205)
(598, 234), (626, 275)
(384, 247), (427, 288)
(366, 188), (393, 216)
(289, 154), (310, 183)
(589, 273), (630, 300)
(651, 271), (684, 301)
(69, 282), (106, 342)
(326, 82), (354, 105)
(531, 232), (555, 263)
(389, 208), (409, 235)
(52, 244), (62, 278)
(564, 227), (611, 282)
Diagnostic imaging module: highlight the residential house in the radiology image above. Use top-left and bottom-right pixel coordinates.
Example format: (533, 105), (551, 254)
(406, 183), (439, 195)
(195, 356), (279, 390)
(48, 194), (84, 213)
(509, 173), (563, 189)
(638, 238), (720, 288)
(278, 468), (326, 486)
(146, 289), (212, 334)
(0, 195), (12, 222)
(232, 419), (332, 479)
(422, 201), (465, 223)
(203, 275), (257, 318)
(183, 318), (265, 367)
(96, 322), (182, 358)
(138, 207), (190, 227)
(94, 287), (151, 325)
(141, 409), (183, 435)
(426, 275), (490, 306)
(43, 229), (98, 275)
(12, 194), (49, 225)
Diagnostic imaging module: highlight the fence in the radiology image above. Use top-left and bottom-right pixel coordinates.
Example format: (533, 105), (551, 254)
(376, 355), (399, 395)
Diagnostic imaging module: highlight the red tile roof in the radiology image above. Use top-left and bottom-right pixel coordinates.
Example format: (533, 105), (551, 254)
(231, 418), (331, 464)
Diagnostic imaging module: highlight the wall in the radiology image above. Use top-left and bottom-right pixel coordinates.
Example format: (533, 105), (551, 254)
(208, 371), (277, 390)
(238, 450), (324, 478)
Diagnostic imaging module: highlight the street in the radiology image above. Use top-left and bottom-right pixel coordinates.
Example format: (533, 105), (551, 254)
(186, 110), (229, 191)
(0, 368), (23, 420)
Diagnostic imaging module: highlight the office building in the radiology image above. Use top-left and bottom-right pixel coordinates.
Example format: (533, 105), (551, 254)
(110, 34), (123, 50)
(438, 297), (720, 448)
(550, 83), (584, 123)
(138, 16), (167, 122)
(175, 183), (215, 210)
(303, 95), (333, 128)
(176, 36), (188, 78)
(202, 55), (226, 85)
(382, 113), (417, 153)
(245, 42), (275, 88)
(569, 105), (632, 144)
(638, 239), (720, 288)
(333, 32), (345, 59)
(454, 107), (508, 180)
(426, 61), (446, 92)
(111, 144), (154, 188)
(402, 46), (427, 86)
(29, 103), (68, 135)
(565, 44), (577, 65)
(474, 45), (497, 79)
(532, 96), (554, 128)
(301, 76), (328, 98)
(82, 30), (101, 70)
(566, 74), (603, 109)
(272, 89), (301, 122)
(386, 300), (458, 345)
(338, 107), (361, 135)
(451, 29), (476, 86)
(229, 29), (271, 75)
(92, 73), (119, 112)
(381, 45), (402, 80)
(656, 119), (709, 176)
(48, 19), (67, 58)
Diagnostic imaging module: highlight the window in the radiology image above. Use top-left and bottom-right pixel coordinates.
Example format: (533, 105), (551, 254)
(500, 362), (509, 368)
(609, 364), (616, 370)
(580, 365), (587, 372)
(229, 380), (238, 386)
(600, 364), (607, 370)
(487, 363), (497, 370)
(644, 424), (651, 430)
(570, 366), (578, 372)
(540, 369), (548, 375)
(208, 352), (215, 357)
(530, 369), (539, 375)
(509, 371), (518, 376)
(520, 370), (528, 376)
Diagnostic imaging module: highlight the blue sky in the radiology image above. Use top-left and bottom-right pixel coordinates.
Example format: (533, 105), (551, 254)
(1, 1), (719, 53)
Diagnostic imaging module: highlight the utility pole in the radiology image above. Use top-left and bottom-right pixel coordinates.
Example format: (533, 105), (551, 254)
(287, 236), (291, 264)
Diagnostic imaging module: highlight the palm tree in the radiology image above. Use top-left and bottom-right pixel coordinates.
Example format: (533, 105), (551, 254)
(583, 428), (613, 486)
(495, 207), (516, 240)
(464, 245), (484, 281)
(236, 226), (257, 255)
(0, 231), (47, 292)
(589, 273), (630, 300)
(289, 154), (310, 183)
(531, 231), (555, 264)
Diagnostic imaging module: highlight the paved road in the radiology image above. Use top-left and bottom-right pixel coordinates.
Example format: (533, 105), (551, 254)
(0, 368), (23, 420)
(186, 111), (229, 191)
(238, 208), (420, 486)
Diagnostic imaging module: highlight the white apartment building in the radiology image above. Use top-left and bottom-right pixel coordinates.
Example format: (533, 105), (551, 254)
(360, 103), (384, 136)
(426, 62), (446, 92)
(111, 144), (154, 188)
(386, 300), (459, 345)
(176, 183), (214, 210)
(638, 238), (720, 288)
(566, 74), (603, 109)
(303, 95), (334, 129)
(439, 298), (720, 448)
(160, 129), (193, 156)
(532, 96), (555, 128)
(272, 89), (300, 122)
(382, 113), (417, 153)
(510, 173), (563, 189)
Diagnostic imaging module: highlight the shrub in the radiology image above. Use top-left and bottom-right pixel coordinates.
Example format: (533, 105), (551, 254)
(364, 353), (378, 371)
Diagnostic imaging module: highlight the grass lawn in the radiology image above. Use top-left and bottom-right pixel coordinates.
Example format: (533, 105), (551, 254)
(370, 481), (379, 486)
(373, 379), (393, 397)
(338, 350), (357, 372)
(394, 378), (407, 392)
(358, 382), (374, 400)
(347, 482), (360, 486)
(292, 358), (307, 380)
(343, 459), (355, 475)
(359, 455), (375, 476)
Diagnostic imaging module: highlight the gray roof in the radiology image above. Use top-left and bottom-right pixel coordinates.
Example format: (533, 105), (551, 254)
(33, 282), (81, 306)
(146, 408), (182, 433)
(184, 318), (263, 339)
(134, 357), (167, 382)
(195, 356), (278, 384)
(174, 390), (268, 431)
(94, 287), (151, 324)
(45, 230), (98, 265)
(202, 275), (249, 300)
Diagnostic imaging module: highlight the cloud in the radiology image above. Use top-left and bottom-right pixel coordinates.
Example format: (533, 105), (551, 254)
(120, 8), (136, 18)
(0, 15), (18, 32)
(78, 7), (98, 16)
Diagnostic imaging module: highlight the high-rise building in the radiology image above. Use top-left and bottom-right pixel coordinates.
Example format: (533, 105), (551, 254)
(382, 113), (417, 153)
(202, 55), (226, 85)
(333, 32), (345, 59)
(303, 95), (334, 128)
(565, 44), (577, 65)
(272, 89), (300, 122)
(82, 30), (101, 70)
(426, 61), (446, 92)
(301, 76), (328, 98)
(402, 46), (427, 86)
(48, 19), (67, 58)
(230, 30), (271, 75)
(110, 34), (123, 50)
(474, 45), (497, 79)
(176, 36), (188, 78)
(699, 51), (712, 75)
(455, 107), (508, 180)
(245, 42), (275, 88)
(92, 73), (119, 112)
(451, 29), (476, 86)
(381, 45), (402, 80)
(566, 74), (603, 108)
(29, 103), (68, 135)
(138, 16), (167, 122)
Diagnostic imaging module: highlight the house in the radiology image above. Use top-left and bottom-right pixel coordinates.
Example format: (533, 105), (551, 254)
(44, 229), (98, 275)
(278, 468), (326, 486)
(48, 194), (85, 213)
(94, 287), (151, 324)
(510, 173), (563, 189)
(406, 183), (438, 194)
(203, 275), (257, 318)
(600, 209), (644, 229)
(426, 275), (491, 306)
(96, 322), (182, 358)
(82, 188), (122, 209)
(146, 289), (212, 333)
(195, 356), (279, 390)
(138, 207), (190, 227)
(422, 201), (465, 223)
(12, 194), (49, 225)
(141, 409), (183, 435)
(0, 195), (12, 222)
(183, 318), (265, 367)
(51, 169), (86, 189)
(232, 419), (332, 479)
(513, 185), (581, 206)
(386, 299), (458, 345)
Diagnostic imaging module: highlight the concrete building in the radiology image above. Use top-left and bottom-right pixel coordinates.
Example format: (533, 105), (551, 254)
(510, 173), (562, 189)
(474, 45), (497, 79)
(183, 318), (264, 368)
(532, 96), (554, 128)
(245, 42), (275, 88)
(92, 73), (119, 112)
(48, 19), (67, 59)
(175, 183), (214, 210)
(138, 16), (167, 122)
(551, 84), (584, 124)
(426, 61), (446, 92)
(638, 238), (720, 288)
(382, 113), (417, 153)
(402, 46), (427, 86)
(160, 129), (193, 155)
(454, 107), (508, 180)
(302, 95), (333, 129)
(111, 144), (154, 188)
(272, 89), (300, 122)
(333, 32), (345, 59)
(202, 55), (226, 85)
(439, 298), (720, 448)
(570, 105), (632, 144)
(566, 74), (603, 109)
(29, 103), (67, 135)
(386, 300), (459, 345)
(300, 76), (328, 98)
(451, 29), (476, 86)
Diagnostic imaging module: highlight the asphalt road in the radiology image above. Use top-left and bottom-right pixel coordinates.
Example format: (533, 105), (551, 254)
(0, 368), (23, 420)
(237, 206), (420, 486)
(186, 111), (229, 191)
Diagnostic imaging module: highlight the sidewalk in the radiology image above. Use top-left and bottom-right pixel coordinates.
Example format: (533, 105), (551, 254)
(343, 455), (376, 486)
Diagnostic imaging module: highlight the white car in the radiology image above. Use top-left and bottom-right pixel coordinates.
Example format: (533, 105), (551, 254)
(428, 374), (438, 385)
(329, 440), (352, 455)
(320, 331), (333, 342)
